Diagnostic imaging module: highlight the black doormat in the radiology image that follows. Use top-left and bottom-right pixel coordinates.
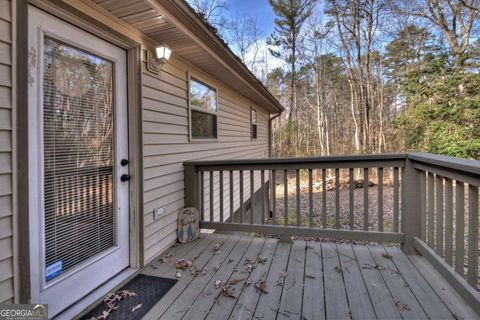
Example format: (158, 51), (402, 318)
(82, 274), (177, 320)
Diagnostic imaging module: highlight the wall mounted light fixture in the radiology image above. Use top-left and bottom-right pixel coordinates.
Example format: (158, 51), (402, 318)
(147, 43), (172, 73)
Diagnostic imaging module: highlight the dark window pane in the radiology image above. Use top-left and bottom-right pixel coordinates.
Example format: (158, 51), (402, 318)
(252, 124), (257, 139)
(190, 78), (217, 112)
(192, 110), (217, 138)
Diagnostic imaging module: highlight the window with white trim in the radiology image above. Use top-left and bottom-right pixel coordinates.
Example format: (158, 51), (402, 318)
(189, 77), (218, 139)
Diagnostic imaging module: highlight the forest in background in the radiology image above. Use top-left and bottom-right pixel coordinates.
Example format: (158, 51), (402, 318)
(188, 0), (480, 159)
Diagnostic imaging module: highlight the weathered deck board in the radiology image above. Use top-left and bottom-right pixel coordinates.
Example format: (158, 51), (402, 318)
(253, 241), (291, 320)
(277, 241), (306, 320)
(140, 234), (479, 320)
(228, 238), (278, 320)
(159, 236), (249, 320)
(353, 245), (402, 319)
(302, 241), (325, 320)
(322, 242), (350, 319)
(384, 247), (453, 319)
(202, 237), (265, 320)
(369, 246), (428, 319)
(144, 235), (238, 320)
(337, 243), (376, 319)
(409, 254), (478, 320)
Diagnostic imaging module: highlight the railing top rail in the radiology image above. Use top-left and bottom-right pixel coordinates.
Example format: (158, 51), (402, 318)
(184, 153), (407, 167)
(408, 152), (480, 176)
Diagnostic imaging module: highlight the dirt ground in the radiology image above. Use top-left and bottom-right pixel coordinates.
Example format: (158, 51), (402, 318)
(271, 177), (398, 233)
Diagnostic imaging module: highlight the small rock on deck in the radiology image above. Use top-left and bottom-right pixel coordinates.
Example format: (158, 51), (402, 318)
(141, 234), (477, 320)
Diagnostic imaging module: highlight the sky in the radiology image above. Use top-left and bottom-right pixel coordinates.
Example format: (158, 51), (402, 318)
(226, 0), (276, 36)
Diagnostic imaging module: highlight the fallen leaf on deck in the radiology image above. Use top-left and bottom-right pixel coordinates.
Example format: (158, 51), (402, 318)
(277, 271), (288, 286)
(246, 263), (256, 273)
(221, 286), (237, 298)
(254, 280), (269, 293)
(159, 253), (173, 263)
(257, 256), (268, 264)
(175, 270), (182, 279)
(213, 264), (220, 271)
(395, 301), (411, 311)
(190, 266), (208, 277)
(245, 278), (253, 286)
(382, 253), (393, 259)
(131, 303), (142, 312)
(227, 258), (234, 264)
(215, 280), (226, 289)
(228, 278), (246, 285)
(175, 259), (193, 270)
(306, 274), (316, 279)
(334, 265), (344, 273)
(213, 243), (223, 254)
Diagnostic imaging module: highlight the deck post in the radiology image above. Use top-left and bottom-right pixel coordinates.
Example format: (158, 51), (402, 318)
(184, 164), (200, 211)
(402, 158), (421, 254)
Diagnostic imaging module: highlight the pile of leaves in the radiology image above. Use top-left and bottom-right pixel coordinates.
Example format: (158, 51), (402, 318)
(87, 290), (141, 320)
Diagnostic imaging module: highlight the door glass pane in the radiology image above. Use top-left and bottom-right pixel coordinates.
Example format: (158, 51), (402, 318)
(43, 37), (115, 281)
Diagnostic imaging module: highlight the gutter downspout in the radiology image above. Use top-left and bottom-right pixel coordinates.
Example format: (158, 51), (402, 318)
(269, 112), (282, 158)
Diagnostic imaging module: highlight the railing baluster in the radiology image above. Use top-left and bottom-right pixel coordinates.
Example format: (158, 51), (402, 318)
(444, 178), (453, 265)
(427, 172), (435, 247)
(335, 168), (340, 229)
(308, 169), (313, 228)
(210, 171), (214, 222)
(284, 169), (288, 226)
(435, 175), (444, 256)
(349, 168), (354, 230)
(393, 167), (399, 232)
(240, 170), (244, 223)
(455, 181), (465, 275)
(261, 170), (265, 224)
(229, 170), (234, 223)
(200, 171), (205, 221)
(296, 169), (301, 227)
(219, 171), (224, 223)
(250, 170), (254, 224)
(272, 170), (276, 225)
(322, 168), (327, 228)
(378, 167), (384, 232)
(420, 171), (426, 240)
(467, 185), (478, 287)
(363, 168), (369, 231)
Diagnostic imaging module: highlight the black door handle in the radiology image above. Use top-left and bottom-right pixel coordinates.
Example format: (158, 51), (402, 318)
(121, 174), (131, 182)
(121, 159), (129, 166)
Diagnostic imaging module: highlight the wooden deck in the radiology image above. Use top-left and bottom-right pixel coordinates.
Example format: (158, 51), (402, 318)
(141, 234), (477, 320)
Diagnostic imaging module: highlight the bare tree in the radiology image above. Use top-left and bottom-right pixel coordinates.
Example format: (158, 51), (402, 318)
(188, 0), (230, 32)
(227, 14), (264, 72)
(396, 0), (480, 68)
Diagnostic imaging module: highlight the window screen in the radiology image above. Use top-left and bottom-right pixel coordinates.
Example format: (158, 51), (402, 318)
(43, 37), (116, 279)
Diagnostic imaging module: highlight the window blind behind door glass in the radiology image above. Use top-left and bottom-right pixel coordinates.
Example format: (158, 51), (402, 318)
(43, 37), (116, 278)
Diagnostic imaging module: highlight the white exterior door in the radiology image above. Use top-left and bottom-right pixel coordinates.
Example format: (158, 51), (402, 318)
(28, 6), (130, 317)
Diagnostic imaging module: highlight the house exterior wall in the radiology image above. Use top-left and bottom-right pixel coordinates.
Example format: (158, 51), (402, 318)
(0, 0), (15, 304)
(142, 55), (270, 263)
(0, 0), (274, 303)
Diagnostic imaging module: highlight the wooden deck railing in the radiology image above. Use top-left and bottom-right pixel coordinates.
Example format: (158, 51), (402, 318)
(184, 152), (480, 312)
(184, 154), (407, 243)
(406, 153), (480, 311)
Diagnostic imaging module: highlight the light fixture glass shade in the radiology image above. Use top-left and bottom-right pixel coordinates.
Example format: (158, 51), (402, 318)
(155, 43), (172, 63)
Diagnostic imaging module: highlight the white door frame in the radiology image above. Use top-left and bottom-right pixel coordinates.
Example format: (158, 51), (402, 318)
(27, 6), (130, 317)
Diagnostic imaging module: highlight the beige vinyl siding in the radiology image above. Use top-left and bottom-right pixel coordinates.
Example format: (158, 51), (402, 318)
(0, 0), (14, 304)
(142, 55), (270, 263)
